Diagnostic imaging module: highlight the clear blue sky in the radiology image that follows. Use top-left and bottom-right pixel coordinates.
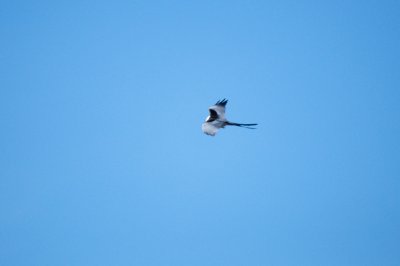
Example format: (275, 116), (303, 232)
(1, 1), (399, 265)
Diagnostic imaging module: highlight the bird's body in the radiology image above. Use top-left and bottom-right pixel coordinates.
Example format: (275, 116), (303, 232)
(202, 99), (257, 136)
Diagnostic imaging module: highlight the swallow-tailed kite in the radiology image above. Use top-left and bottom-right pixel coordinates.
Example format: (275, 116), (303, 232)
(202, 99), (258, 136)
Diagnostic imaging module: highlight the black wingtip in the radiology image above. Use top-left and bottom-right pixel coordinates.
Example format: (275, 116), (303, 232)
(215, 98), (228, 106)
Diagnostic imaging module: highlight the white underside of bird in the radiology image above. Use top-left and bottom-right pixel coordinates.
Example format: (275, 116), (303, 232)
(202, 120), (225, 136)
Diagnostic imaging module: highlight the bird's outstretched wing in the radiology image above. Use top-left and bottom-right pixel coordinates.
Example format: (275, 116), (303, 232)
(209, 98), (228, 120)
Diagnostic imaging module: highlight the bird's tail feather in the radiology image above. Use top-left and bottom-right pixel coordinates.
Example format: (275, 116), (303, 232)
(226, 121), (258, 129)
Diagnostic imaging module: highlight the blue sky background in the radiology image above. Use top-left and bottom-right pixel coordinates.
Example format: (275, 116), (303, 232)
(1, 1), (400, 265)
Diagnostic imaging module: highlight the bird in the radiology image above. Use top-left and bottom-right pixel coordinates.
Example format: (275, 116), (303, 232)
(202, 99), (258, 136)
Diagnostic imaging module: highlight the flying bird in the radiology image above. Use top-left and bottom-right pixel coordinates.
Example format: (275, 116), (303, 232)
(202, 99), (258, 136)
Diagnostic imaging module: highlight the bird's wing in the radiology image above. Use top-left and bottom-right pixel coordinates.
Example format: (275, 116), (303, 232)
(209, 99), (228, 120)
(202, 122), (219, 136)
(207, 109), (219, 121)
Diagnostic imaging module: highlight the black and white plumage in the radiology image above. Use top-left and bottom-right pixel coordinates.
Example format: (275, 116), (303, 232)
(202, 99), (258, 136)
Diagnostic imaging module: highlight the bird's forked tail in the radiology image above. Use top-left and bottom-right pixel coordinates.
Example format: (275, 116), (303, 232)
(226, 121), (258, 129)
